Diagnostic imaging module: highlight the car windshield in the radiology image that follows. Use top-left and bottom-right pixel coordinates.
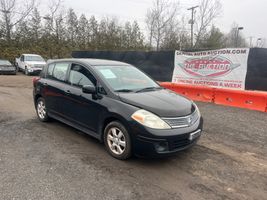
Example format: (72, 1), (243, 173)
(0, 60), (11, 65)
(95, 65), (160, 92)
(25, 56), (44, 62)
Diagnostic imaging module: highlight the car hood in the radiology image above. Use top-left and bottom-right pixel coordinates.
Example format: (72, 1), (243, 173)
(118, 89), (194, 117)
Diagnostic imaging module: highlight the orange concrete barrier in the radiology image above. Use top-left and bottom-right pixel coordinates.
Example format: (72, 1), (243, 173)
(160, 82), (267, 112)
(160, 82), (173, 90)
(213, 89), (267, 112)
(160, 82), (215, 102)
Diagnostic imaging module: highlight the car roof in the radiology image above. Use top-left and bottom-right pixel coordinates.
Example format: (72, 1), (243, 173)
(23, 54), (42, 57)
(48, 58), (130, 66)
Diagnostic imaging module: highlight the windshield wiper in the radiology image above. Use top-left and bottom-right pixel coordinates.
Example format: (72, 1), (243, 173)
(114, 89), (134, 93)
(135, 87), (162, 93)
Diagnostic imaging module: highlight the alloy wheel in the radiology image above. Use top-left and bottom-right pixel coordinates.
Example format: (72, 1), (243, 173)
(107, 127), (126, 155)
(37, 100), (46, 119)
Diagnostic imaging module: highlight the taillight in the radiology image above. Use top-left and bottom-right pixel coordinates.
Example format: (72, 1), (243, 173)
(33, 77), (40, 85)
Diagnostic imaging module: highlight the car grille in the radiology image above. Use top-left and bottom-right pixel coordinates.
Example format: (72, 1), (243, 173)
(0, 66), (15, 71)
(167, 131), (200, 151)
(171, 138), (191, 149)
(162, 110), (199, 128)
(34, 64), (44, 68)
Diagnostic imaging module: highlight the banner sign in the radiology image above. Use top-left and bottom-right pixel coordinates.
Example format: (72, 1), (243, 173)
(172, 48), (250, 90)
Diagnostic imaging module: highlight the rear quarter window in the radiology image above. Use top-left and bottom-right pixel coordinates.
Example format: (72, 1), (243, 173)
(52, 63), (69, 82)
(46, 63), (55, 79)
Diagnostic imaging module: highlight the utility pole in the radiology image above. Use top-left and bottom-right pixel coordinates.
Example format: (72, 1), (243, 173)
(187, 6), (198, 49)
(235, 27), (244, 47)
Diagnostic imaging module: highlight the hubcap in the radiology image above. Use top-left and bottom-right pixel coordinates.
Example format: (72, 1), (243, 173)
(107, 127), (126, 155)
(37, 100), (46, 119)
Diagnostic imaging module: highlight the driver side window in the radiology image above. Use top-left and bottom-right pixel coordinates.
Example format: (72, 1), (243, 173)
(68, 64), (96, 87)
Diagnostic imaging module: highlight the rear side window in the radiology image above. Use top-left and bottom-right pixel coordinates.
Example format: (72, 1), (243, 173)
(52, 63), (69, 82)
(68, 64), (96, 87)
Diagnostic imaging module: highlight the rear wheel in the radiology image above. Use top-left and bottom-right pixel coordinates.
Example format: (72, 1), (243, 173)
(36, 97), (49, 122)
(104, 121), (132, 160)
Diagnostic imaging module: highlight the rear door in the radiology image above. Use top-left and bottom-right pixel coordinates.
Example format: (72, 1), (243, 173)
(43, 62), (70, 117)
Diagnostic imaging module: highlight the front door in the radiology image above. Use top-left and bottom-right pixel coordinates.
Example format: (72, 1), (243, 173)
(63, 63), (103, 133)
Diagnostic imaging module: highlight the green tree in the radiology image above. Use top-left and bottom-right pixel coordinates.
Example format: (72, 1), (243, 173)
(66, 8), (78, 48)
(199, 26), (225, 49)
(88, 16), (98, 50)
(131, 21), (145, 49)
(77, 14), (89, 50)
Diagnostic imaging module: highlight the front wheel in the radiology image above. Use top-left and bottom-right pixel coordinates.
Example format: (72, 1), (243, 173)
(25, 67), (30, 76)
(36, 97), (50, 122)
(104, 121), (132, 160)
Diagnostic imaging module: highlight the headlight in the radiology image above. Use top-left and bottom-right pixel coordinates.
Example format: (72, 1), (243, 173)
(27, 64), (33, 68)
(131, 109), (171, 129)
(193, 102), (201, 117)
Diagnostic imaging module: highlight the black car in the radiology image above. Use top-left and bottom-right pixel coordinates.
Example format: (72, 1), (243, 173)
(0, 59), (16, 75)
(33, 59), (203, 160)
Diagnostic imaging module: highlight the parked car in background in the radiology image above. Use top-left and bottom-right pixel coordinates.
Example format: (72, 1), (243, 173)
(15, 54), (46, 75)
(33, 59), (203, 160)
(0, 59), (16, 75)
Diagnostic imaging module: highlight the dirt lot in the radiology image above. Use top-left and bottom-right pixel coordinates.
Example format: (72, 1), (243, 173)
(0, 73), (266, 200)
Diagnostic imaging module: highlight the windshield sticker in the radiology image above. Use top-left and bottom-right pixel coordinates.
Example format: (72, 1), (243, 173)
(99, 69), (117, 79)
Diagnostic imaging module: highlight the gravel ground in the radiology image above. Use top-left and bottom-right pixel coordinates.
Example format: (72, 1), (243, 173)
(0, 73), (266, 200)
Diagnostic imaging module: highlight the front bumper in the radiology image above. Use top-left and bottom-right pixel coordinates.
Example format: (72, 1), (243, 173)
(132, 117), (203, 157)
(0, 70), (16, 75)
(27, 68), (42, 74)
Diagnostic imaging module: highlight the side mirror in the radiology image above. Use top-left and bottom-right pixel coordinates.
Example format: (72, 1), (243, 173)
(82, 85), (96, 94)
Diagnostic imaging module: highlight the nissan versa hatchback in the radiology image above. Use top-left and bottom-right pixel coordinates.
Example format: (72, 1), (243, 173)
(33, 59), (203, 160)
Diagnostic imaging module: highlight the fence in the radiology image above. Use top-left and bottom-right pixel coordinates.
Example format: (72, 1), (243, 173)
(72, 49), (267, 112)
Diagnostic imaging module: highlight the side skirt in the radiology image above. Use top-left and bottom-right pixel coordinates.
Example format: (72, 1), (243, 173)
(48, 112), (102, 141)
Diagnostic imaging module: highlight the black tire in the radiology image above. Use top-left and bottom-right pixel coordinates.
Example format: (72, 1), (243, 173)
(36, 97), (50, 122)
(104, 121), (132, 160)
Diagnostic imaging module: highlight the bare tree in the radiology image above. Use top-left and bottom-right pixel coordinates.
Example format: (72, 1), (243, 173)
(145, 9), (156, 48)
(43, 0), (64, 33)
(0, 0), (35, 43)
(194, 0), (222, 48)
(43, 0), (66, 58)
(145, 0), (179, 51)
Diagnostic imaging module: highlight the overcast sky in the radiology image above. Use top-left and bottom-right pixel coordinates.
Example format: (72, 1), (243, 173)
(41, 0), (266, 46)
